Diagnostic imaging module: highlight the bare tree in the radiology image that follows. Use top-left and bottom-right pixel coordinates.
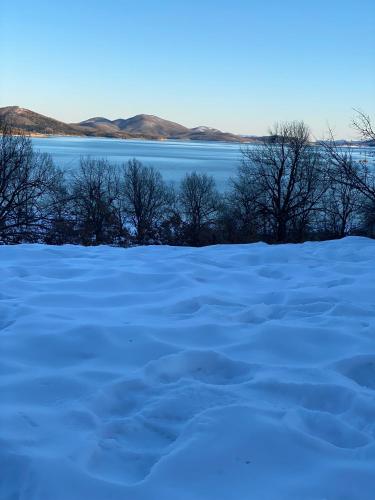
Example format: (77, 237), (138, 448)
(71, 158), (122, 245)
(157, 183), (185, 245)
(179, 172), (221, 246)
(321, 111), (375, 238)
(0, 123), (59, 243)
(352, 110), (375, 143)
(320, 163), (362, 238)
(227, 170), (261, 242)
(241, 121), (326, 242)
(43, 169), (76, 244)
(121, 159), (170, 244)
(323, 117), (375, 204)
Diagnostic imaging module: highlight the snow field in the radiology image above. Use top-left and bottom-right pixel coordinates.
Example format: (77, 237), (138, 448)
(1, 238), (375, 499)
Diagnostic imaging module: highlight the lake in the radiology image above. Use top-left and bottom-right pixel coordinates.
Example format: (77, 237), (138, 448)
(31, 136), (244, 189)
(32, 136), (374, 191)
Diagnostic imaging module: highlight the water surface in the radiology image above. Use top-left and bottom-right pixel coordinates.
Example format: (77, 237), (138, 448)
(32, 136), (374, 190)
(32, 136), (243, 189)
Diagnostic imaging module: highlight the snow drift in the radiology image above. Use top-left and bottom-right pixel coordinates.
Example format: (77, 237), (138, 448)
(1, 238), (375, 499)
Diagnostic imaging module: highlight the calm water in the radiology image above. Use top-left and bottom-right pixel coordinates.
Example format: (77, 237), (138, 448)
(32, 136), (244, 189)
(32, 136), (374, 190)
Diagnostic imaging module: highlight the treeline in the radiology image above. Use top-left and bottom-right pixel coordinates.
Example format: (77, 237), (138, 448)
(1, 116), (374, 247)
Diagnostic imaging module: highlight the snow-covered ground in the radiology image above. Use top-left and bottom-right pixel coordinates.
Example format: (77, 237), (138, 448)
(1, 238), (375, 500)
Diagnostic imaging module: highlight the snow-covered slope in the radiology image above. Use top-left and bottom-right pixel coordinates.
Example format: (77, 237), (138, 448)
(1, 238), (375, 500)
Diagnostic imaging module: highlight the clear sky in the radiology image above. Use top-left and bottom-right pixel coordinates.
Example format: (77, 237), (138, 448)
(1, 0), (374, 138)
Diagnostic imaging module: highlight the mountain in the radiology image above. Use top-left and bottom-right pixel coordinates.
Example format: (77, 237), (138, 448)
(0, 107), (136, 138)
(178, 129), (246, 142)
(0, 106), (253, 142)
(2, 106), (374, 146)
(78, 114), (249, 142)
(112, 114), (190, 138)
(190, 126), (221, 133)
(0, 106), (83, 136)
(77, 117), (127, 136)
(79, 117), (114, 127)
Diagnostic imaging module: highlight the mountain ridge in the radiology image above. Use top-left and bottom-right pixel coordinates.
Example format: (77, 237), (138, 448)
(0, 106), (254, 143)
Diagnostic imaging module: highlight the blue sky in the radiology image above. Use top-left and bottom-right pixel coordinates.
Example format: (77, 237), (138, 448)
(1, 0), (374, 137)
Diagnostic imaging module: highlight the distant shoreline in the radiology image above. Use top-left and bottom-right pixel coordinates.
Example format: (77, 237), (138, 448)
(29, 133), (250, 144)
(4, 107), (373, 146)
(29, 134), (373, 148)
(1, 106), (255, 144)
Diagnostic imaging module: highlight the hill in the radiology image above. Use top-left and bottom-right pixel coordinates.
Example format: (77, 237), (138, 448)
(0, 106), (252, 142)
(77, 117), (129, 137)
(0, 106), (82, 136)
(112, 114), (190, 138)
(0, 107), (135, 138)
(77, 113), (251, 142)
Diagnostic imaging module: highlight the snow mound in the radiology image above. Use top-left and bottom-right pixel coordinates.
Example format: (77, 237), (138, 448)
(1, 237), (375, 500)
